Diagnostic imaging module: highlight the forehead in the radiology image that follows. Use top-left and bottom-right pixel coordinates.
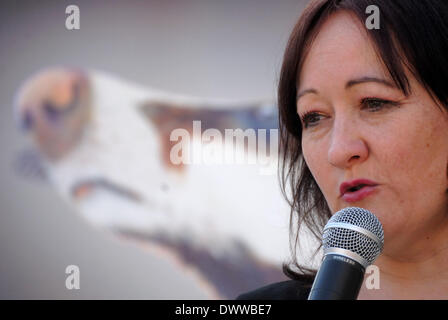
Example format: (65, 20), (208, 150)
(298, 11), (388, 89)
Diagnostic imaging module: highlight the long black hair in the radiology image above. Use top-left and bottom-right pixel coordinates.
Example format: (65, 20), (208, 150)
(278, 0), (448, 286)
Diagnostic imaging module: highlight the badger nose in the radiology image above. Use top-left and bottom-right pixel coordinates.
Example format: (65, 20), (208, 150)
(20, 109), (34, 132)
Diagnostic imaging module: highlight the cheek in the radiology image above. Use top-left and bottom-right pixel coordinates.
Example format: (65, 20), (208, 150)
(302, 139), (322, 176)
(302, 139), (334, 195)
(389, 124), (447, 181)
(375, 118), (448, 220)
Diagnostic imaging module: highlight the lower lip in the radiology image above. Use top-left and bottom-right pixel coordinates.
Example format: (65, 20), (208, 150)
(341, 185), (378, 202)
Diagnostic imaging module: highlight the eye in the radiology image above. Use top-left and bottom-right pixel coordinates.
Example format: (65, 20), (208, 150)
(361, 98), (399, 112)
(43, 101), (62, 121)
(300, 111), (325, 129)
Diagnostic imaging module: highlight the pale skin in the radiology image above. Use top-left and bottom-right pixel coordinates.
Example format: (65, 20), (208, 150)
(296, 11), (448, 299)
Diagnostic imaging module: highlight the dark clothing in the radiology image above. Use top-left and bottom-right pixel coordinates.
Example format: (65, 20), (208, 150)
(236, 280), (312, 300)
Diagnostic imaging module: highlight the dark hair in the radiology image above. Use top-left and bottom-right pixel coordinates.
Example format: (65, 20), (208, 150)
(278, 0), (448, 285)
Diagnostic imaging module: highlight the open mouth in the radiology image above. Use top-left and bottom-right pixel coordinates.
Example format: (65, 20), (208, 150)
(71, 177), (142, 202)
(347, 184), (367, 193)
(341, 182), (378, 202)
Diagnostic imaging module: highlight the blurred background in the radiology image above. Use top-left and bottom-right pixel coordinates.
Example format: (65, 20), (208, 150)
(0, 0), (308, 299)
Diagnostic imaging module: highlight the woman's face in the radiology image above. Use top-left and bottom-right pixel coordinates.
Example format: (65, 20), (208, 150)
(297, 11), (448, 257)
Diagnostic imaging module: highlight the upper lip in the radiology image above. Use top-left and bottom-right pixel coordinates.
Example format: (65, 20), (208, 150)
(339, 179), (378, 196)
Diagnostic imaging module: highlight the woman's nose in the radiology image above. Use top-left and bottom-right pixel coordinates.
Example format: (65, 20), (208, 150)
(327, 117), (368, 169)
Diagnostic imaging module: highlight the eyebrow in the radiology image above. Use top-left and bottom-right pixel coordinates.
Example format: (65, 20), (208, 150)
(296, 76), (396, 102)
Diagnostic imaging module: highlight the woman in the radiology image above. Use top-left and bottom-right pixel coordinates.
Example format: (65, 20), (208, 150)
(237, 0), (448, 299)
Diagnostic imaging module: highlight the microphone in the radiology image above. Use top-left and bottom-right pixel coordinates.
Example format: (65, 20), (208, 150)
(308, 207), (384, 300)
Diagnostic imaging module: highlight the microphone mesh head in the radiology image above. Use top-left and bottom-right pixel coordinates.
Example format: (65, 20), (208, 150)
(323, 207), (384, 266)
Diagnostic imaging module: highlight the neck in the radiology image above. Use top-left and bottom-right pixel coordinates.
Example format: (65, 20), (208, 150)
(358, 221), (448, 299)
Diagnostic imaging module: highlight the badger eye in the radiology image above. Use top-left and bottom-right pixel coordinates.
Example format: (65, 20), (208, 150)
(43, 101), (62, 121)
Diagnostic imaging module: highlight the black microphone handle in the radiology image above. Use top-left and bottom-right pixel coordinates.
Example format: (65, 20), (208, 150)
(308, 254), (365, 300)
